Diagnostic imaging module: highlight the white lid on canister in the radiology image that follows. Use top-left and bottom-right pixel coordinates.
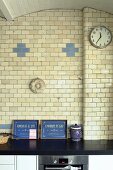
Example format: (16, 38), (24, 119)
(70, 124), (81, 130)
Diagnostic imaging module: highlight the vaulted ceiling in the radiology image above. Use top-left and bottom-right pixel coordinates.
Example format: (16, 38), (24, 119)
(0, 0), (113, 20)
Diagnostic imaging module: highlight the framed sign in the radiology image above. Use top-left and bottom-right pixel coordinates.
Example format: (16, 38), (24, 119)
(13, 120), (38, 139)
(41, 120), (67, 139)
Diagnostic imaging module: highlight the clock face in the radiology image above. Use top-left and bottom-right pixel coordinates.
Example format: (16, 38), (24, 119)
(90, 26), (112, 48)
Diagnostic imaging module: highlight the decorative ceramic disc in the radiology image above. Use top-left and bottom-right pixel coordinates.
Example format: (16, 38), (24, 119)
(29, 78), (45, 93)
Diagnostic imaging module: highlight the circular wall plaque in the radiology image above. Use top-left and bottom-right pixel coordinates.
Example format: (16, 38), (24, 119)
(29, 78), (45, 93)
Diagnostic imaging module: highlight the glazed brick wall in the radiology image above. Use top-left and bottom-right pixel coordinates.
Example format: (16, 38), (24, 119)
(0, 10), (83, 134)
(0, 8), (113, 139)
(83, 8), (113, 139)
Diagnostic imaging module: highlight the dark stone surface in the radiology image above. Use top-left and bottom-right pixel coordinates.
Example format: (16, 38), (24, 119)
(0, 139), (113, 155)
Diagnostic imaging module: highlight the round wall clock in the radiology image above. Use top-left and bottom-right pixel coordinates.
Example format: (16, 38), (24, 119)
(89, 26), (112, 48)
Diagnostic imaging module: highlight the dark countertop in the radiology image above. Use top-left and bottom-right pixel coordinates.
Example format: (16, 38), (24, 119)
(0, 139), (113, 155)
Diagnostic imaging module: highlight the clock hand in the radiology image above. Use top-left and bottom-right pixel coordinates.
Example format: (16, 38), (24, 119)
(100, 32), (102, 38)
(96, 32), (101, 43)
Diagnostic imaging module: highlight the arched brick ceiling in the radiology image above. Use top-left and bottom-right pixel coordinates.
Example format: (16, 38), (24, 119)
(0, 0), (113, 20)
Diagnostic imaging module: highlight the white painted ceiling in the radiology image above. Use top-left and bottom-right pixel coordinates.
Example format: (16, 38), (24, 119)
(0, 9), (4, 18)
(0, 0), (113, 20)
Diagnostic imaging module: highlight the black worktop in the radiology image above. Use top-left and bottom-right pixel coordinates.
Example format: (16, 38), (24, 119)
(0, 139), (113, 155)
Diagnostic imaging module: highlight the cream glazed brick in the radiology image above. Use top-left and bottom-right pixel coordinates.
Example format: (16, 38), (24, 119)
(83, 8), (113, 140)
(0, 9), (83, 135)
(2, 8), (113, 140)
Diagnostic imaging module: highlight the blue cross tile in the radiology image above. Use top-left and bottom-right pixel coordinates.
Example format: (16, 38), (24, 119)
(0, 124), (12, 129)
(62, 43), (79, 57)
(13, 43), (30, 57)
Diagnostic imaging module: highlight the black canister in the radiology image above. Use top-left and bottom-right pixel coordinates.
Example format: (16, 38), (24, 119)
(70, 124), (82, 141)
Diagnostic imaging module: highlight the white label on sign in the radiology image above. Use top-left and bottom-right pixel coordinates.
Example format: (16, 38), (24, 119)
(29, 129), (37, 139)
